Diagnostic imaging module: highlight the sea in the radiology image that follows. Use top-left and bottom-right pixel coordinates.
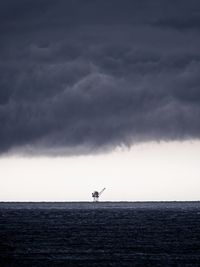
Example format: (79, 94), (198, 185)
(0, 202), (200, 267)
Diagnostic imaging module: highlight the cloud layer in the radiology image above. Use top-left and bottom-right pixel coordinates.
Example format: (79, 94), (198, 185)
(0, 0), (200, 155)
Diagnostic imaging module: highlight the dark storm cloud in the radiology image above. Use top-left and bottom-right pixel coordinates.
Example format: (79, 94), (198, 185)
(0, 0), (200, 155)
(154, 17), (200, 30)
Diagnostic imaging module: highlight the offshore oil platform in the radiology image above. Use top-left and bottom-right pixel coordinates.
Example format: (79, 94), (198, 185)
(92, 188), (106, 202)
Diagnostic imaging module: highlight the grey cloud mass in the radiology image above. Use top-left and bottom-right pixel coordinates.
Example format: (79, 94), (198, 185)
(0, 0), (200, 155)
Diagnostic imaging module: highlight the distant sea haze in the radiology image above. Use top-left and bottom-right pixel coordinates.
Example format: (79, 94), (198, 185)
(1, 202), (200, 266)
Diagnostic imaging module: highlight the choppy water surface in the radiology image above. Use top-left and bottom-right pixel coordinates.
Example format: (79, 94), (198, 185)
(1, 202), (200, 266)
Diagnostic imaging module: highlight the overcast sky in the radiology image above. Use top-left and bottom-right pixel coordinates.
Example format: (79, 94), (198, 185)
(0, 1), (200, 200)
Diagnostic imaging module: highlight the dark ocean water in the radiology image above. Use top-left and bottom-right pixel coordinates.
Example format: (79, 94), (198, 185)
(1, 202), (200, 267)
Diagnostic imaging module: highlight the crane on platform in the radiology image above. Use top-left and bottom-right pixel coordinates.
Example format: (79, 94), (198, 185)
(92, 188), (106, 202)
